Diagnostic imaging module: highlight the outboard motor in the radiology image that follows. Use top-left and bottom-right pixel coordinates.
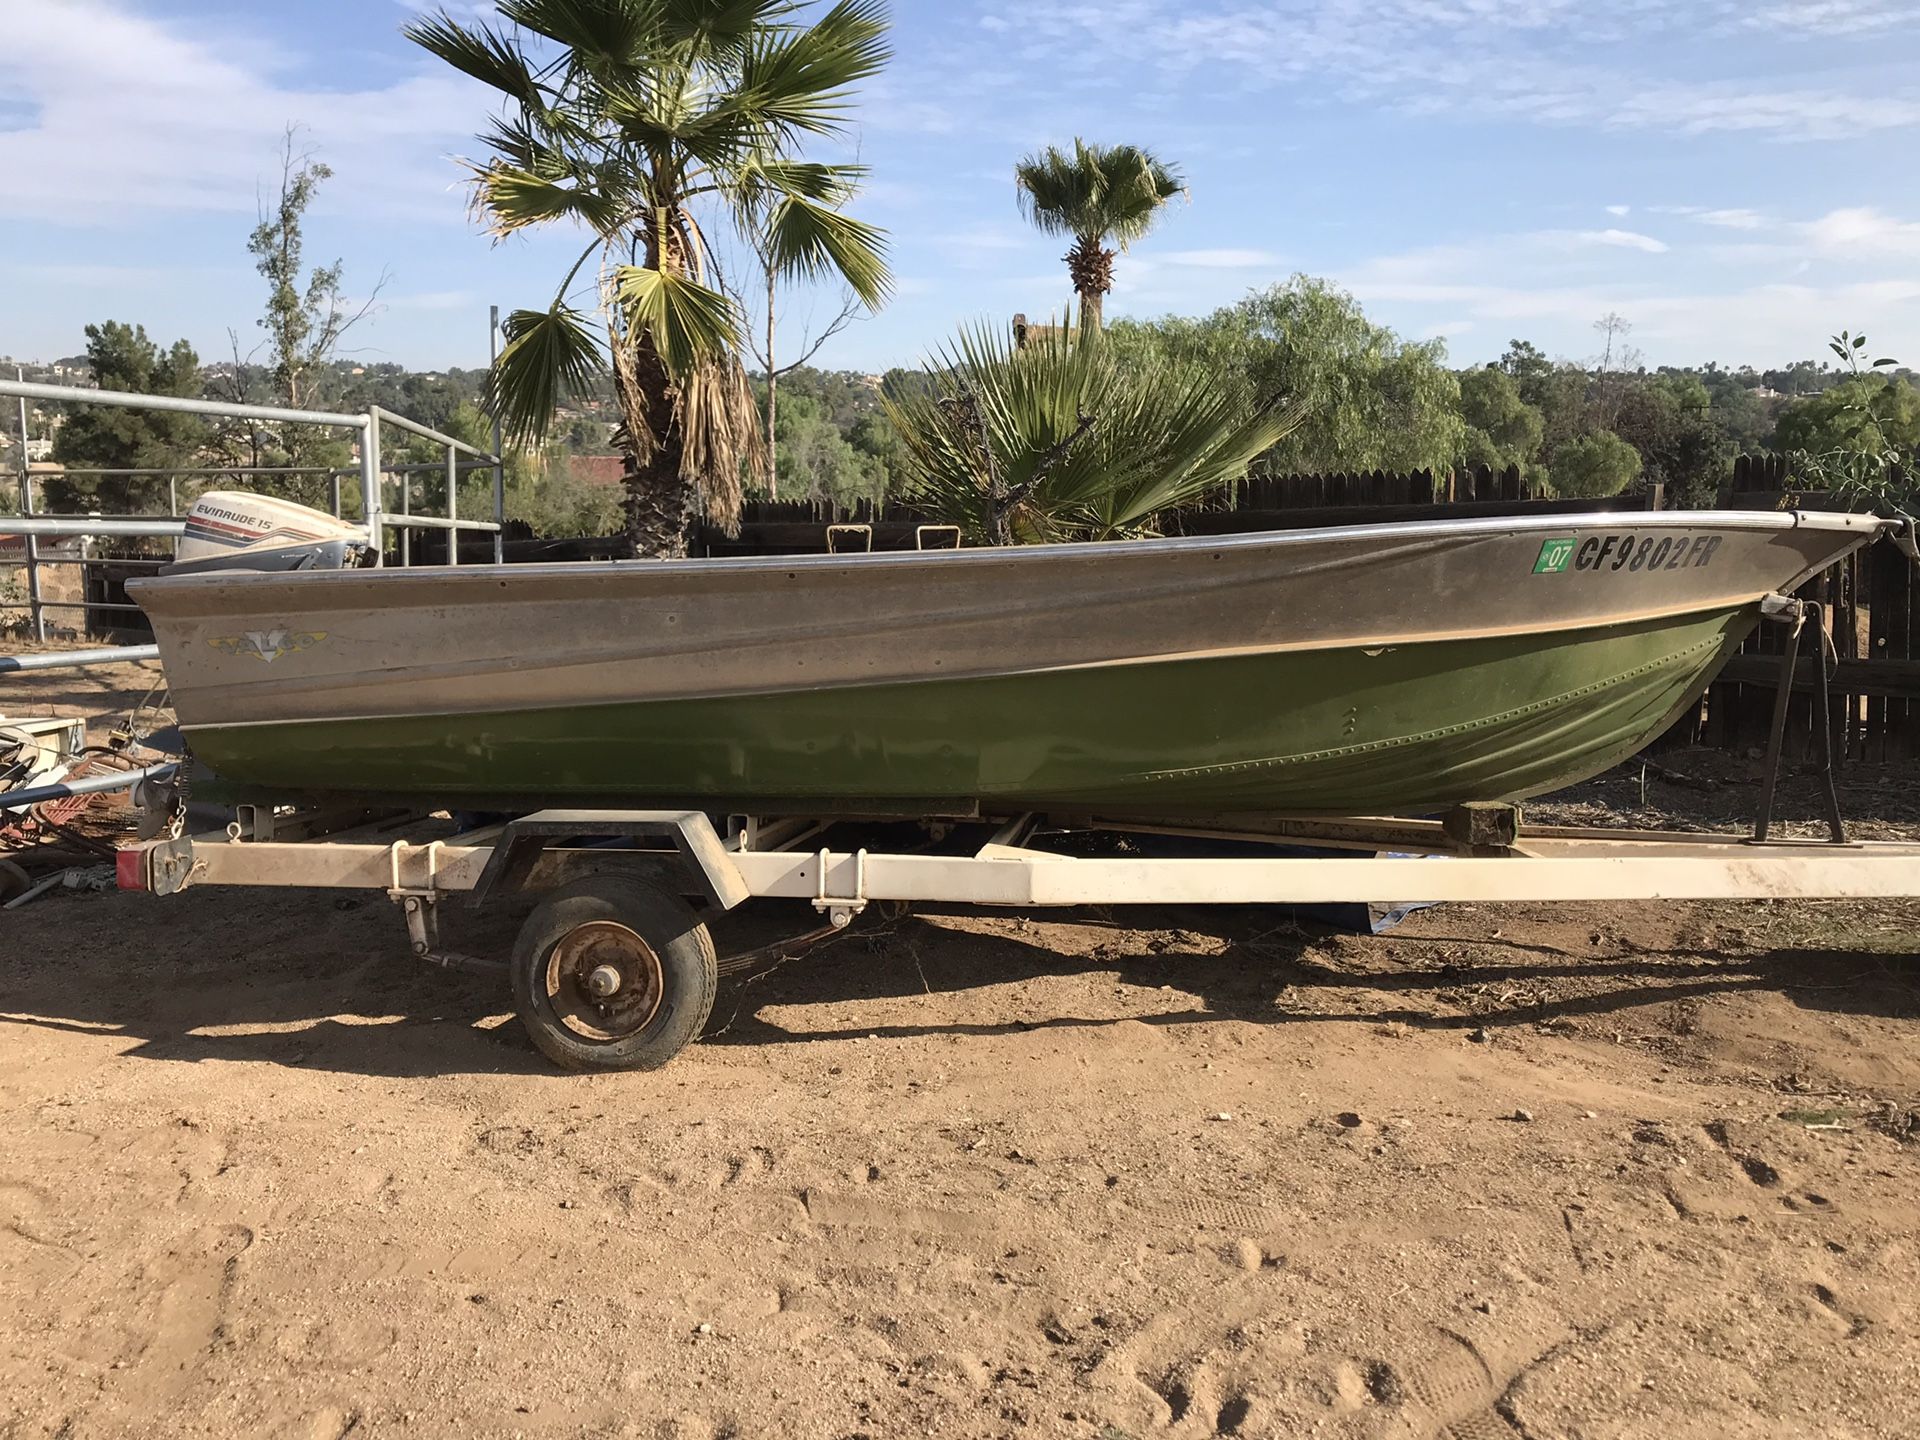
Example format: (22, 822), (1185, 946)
(161, 491), (373, 575)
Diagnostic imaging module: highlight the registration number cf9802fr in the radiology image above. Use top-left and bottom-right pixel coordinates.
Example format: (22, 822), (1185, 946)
(1534, 534), (1722, 575)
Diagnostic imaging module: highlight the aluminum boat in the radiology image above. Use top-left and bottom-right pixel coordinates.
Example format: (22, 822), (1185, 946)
(129, 507), (1893, 816)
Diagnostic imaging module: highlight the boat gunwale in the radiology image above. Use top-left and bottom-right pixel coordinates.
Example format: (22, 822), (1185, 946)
(128, 507), (1895, 598)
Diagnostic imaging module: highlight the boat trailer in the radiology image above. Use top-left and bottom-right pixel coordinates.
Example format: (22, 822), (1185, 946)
(117, 803), (1920, 1072)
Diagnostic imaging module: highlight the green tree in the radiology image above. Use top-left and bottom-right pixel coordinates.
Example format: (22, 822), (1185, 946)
(1775, 333), (1917, 509)
(1110, 278), (1464, 475)
(524, 461), (626, 536)
(1456, 365), (1543, 477)
(396, 399), (625, 541)
(771, 391), (880, 506)
(408, 0), (893, 557)
(1611, 372), (1725, 507)
(886, 321), (1306, 544)
(1775, 374), (1920, 456)
(1694, 364), (1770, 454)
(1546, 431), (1642, 498)
(48, 321), (207, 512)
(846, 410), (913, 493)
(1498, 339), (1555, 403)
(1013, 140), (1184, 334)
(246, 130), (381, 469)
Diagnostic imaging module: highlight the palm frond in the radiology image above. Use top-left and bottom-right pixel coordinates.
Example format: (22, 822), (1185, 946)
(403, 12), (546, 107)
(734, 0), (890, 138)
(1012, 147), (1092, 239)
(744, 157), (866, 203)
(477, 112), (570, 174)
(599, 82), (691, 151)
(485, 304), (609, 448)
(1014, 138), (1185, 249)
(886, 320), (1305, 544)
(478, 164), (630, 235)
(676, 352), (766, 527)
(763, 195), (891, 307)
(497, 0), (655, 62)
(658, 0), (795, 56)
(614, 264), (744, 376)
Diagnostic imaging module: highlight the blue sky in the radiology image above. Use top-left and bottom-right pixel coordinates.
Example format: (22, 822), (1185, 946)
(4, 0), (1920, 376)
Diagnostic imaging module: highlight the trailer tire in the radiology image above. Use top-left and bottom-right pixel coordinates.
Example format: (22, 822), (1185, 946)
(511, 875), (717, 1072)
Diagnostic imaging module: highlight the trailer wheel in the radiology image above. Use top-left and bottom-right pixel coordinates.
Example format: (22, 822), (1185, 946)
(510, 876), (717, 1072)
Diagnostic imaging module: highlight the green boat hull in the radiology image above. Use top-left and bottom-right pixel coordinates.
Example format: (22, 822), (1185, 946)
(188, 606), (1752, 815)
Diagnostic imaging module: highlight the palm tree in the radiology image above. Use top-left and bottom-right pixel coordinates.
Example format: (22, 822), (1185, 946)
(1013, 140), (1184, 335)
(884, 319), (1306, 545)
(406, 0), (893, 556)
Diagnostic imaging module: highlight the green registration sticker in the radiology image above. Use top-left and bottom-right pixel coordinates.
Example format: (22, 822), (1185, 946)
(1533, 537), (1576, 574)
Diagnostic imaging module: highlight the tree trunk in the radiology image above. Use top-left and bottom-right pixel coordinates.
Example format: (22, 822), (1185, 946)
(613, 217), (699, 558)
(612, 330), (694, 559)
(765, 263), (779, 502)
(1064, 233), (1114, 336)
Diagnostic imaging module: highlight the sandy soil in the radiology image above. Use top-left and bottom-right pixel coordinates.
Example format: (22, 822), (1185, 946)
(6, 762), (1920, 1437)
(5, 651), (1920, 1436)
(0, 648), (170, 742)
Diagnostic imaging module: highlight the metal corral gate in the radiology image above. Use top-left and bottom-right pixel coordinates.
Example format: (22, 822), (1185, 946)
(3, 371), (505, 649)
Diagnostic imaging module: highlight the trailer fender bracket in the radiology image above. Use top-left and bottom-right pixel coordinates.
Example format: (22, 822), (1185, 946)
(469, 809), (751, 911)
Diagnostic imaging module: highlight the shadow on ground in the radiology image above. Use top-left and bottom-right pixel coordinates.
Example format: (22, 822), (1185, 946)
(3, 889), (1915, 1078)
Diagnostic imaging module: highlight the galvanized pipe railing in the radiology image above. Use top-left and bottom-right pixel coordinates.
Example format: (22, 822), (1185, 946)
(0, 378), (370, 430)
(0, 645), (160, 672)
(4, 516), (186, 538)
(3, 367), (513, 664)
(0, 760), (178, 814)
(366, 405), (506, 565)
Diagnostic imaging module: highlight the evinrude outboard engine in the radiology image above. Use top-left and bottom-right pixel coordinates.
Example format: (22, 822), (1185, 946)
(161, 491), (373, 576)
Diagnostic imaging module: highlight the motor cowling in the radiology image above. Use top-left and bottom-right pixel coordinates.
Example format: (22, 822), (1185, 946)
(163, 491), (371, 575)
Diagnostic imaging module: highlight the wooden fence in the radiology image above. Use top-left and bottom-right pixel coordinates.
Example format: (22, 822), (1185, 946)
(1672, 456), (1919, 765)
(705, 463), (1658, 554)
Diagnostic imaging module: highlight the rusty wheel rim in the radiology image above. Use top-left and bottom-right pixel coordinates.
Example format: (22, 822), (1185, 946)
(544, 920), (664, 1043)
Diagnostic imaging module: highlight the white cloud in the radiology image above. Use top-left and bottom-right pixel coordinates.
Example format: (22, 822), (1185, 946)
(0, 0), (484, 226)
(1604, 204), (1632, 217)
(1575, 229), (1669, 253)
(1802, 206), (1920, 255)
(1747, 1), (1920, 35)
(980, 1), (1920, 140)
(1332, 210), (1920, 365)
(1695, 208), (1769, 230)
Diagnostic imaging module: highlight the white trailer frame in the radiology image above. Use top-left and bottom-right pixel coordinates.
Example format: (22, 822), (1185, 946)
(120, 806), (1920, 920)
(113, 804), (1920, 1069)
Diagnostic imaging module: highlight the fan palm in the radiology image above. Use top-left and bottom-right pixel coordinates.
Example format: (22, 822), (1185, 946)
(884, 320), (1307, 545)
(406, 0), (893, 556)
(1013, 140), (1184, 334)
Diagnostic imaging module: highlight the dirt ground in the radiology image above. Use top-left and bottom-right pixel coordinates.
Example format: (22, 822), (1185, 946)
(5, 658), (1920, 1438)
